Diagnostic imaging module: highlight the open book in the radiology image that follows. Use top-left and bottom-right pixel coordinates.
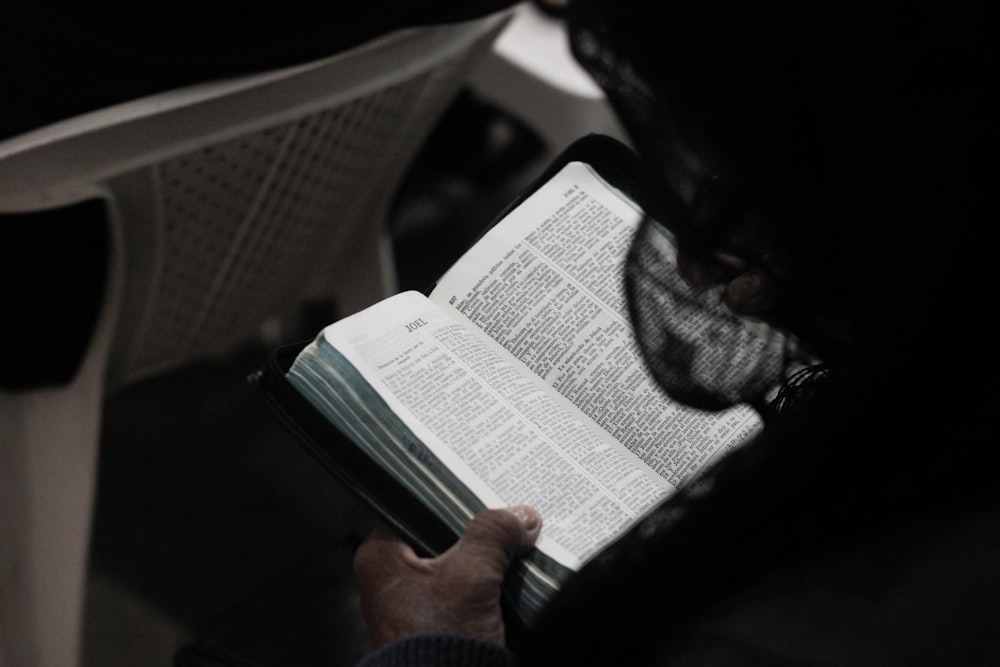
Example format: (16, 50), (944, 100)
(256, 136), (761, 638)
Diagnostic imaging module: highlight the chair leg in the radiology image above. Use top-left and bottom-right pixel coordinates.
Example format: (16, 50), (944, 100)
(0, 350), (105, 667)
(0, 196), (120, 667)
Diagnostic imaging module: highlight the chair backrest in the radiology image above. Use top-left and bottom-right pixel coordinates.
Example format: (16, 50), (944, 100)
(0, 14), (510, 667)
(0, 12), (510, 391)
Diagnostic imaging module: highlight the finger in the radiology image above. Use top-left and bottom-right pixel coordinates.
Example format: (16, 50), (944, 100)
(723, 268), (778, 315)
(447, 506), (542, 578)
(676, 247), (728, 288)
(676, 246), (750, 289)
(506, 505), (543, 546)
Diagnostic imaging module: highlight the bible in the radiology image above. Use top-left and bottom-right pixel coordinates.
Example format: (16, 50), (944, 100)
(254, 135), (761, 638)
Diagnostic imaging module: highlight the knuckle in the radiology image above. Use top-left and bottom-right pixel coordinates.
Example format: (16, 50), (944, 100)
(353, 539), (385, 580)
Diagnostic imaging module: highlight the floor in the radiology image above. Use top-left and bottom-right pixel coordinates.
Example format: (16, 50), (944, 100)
(81, 90), (545, 667)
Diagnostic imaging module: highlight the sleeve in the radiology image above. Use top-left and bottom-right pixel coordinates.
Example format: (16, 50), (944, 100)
(356, 633), (520, 667)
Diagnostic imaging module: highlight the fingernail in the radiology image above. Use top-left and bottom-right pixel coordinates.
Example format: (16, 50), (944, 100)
(725, 270), (760, 307)
(506, 505), (541, 533)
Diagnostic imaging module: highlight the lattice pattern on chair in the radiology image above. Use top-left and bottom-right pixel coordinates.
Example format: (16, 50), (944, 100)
(108, 61), (468, 389)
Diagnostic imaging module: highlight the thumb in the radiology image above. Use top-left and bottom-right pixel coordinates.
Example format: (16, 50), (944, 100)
(445, 505), (542, 581)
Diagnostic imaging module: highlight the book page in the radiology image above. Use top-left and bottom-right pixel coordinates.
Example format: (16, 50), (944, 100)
(430, 162), (761, 486)
(316, 291), (672, 571)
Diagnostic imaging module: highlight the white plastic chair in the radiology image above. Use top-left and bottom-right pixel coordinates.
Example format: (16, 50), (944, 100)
(467, 2), (630, 168)
(0, 12), (510, 666)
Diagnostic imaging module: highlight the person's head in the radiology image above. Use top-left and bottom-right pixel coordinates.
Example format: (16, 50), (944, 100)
(569, 0), (991, 406)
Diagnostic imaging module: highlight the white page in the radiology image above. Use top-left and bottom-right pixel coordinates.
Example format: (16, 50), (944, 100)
(319, 291), (671, 570)
(431, 162), (761, 485)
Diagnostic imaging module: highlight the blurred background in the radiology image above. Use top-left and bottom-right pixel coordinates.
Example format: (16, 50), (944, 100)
(84, 88), (544, 667)
(74, 3), (627, 665)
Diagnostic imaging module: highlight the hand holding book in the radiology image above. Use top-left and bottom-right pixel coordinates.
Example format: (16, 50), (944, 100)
(355, 506), (542, 649)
